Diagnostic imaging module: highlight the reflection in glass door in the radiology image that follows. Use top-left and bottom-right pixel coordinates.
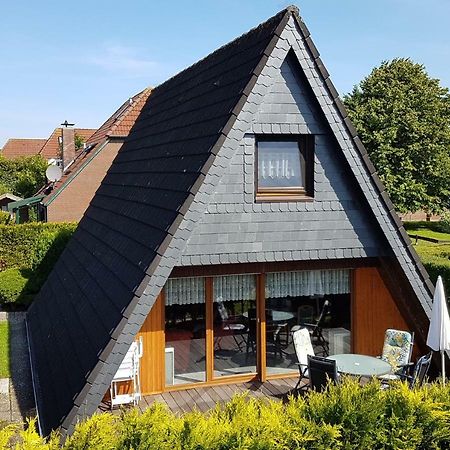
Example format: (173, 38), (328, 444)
(264, 270), (351, 376)
(213, 274), (257, 377)
(164, 277), (206, 385)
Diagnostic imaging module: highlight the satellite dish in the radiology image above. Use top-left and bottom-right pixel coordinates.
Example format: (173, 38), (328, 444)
(46, 165), (62, 182)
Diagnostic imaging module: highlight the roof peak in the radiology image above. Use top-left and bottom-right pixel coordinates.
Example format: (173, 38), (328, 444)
(152, 6), (296, 95)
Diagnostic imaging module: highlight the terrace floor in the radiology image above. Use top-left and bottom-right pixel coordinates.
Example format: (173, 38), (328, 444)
(136, 377), (300, 415)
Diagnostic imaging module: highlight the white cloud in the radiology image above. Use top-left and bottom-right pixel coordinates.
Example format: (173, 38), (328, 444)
(85, 44), (160, 77)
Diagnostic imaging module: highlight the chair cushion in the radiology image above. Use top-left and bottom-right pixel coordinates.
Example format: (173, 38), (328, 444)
(293, 328), (314, 369)
(381, 329), (412, 367)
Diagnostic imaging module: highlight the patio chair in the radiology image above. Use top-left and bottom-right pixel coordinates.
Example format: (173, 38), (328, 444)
(399, 352), (433, 388)
(379, 329), (414, 381)
(110, 337), (143, 409)
(292, 300), (331, 356)
(293, 328), (315, 391)
(307, 354), (338, 392)
(215, 300), (247, 351)
(266, 309), (287, 358)
(245, 308), (257, 356)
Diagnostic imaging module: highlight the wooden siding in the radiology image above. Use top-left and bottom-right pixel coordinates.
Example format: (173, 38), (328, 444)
(138, 293), (165, 394)
(352, 267), (409, 356)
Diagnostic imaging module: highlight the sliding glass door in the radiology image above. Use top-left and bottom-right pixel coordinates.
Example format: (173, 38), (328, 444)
(264, 270), (351, 376)
(163, 268), (351, 387)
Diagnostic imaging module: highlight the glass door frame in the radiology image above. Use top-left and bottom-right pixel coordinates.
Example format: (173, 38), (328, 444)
(164, 270), (352, 389)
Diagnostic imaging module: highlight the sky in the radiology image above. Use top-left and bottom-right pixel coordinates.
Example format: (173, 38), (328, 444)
(1, 0), (450, 147)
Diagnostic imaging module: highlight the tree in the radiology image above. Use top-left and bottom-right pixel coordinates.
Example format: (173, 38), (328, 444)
(344, 58), (450, 214)
(0, 155), (48, 198)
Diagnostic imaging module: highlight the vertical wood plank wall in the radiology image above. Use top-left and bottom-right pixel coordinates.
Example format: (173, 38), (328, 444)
(138, 293), (165, 395)
(353, 267), (409, 356)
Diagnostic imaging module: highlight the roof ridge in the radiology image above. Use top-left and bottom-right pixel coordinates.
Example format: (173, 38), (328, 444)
(108, 88), (152, 137)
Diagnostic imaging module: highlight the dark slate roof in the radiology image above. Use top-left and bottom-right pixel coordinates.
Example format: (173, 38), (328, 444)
(27, 4), (434, 437)
(27, 7), (290, 435)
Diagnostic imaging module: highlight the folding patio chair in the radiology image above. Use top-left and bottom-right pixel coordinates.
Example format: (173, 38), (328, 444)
(292, 300), (331, 356)
(307, 354), (338, 392)
(399, 352), (433, 388)
(293, 328), (315, 391)
(379, 329), (414, 381)
(110, 337), (143, 408)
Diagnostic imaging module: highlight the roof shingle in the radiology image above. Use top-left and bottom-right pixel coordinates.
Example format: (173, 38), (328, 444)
(28, 7), (286, 435)
(1, 138), (46, 158)
(39, 128), (96, 160)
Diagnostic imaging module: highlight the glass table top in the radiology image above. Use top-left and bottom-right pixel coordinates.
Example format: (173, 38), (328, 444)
(242, 310), (295, 322)
(328, 354), (392, 376)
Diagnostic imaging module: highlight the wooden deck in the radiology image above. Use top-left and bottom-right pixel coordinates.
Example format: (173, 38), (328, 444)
(137, 378), (299, 415)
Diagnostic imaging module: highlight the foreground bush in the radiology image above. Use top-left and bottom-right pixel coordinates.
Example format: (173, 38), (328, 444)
(1, 379), (450, 449)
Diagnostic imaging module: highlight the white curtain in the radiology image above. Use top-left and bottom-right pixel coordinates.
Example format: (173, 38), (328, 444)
(260, 151), (299, 181)
(266, 269), (350, 298)
(213, 274), (256, 302)
(165, 270), (349, 305)
(165, 277), (205, 306)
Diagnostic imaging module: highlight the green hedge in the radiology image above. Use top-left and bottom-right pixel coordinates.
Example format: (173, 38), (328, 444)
(0, 212), (10, 225)
(2, 379), (450, 449)
(0, 222), (76, 306)
(405, 220), (450, 235)
(0, 222), (76, 271)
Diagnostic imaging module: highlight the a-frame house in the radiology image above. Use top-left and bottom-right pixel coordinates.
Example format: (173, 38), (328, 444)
(27, 6), (434, 436)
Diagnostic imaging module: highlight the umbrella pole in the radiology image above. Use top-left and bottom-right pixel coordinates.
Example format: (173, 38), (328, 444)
(442, 350), (446, 386)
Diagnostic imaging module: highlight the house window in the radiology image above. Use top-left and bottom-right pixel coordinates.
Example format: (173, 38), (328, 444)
(256, 136), (314, 201)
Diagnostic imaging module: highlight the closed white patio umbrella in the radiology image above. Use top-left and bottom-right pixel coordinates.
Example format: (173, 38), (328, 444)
(426, 276), (450, 384)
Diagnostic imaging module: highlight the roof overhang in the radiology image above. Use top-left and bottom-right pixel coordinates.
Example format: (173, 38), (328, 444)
(7, 195), (45, 211)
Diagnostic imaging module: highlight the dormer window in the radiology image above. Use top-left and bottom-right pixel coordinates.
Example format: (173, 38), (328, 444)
(256, 136), (314, 201)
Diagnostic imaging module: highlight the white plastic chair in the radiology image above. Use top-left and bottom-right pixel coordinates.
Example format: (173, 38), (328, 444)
(293, 328), (315, 391)
(110, 337), (143, 408)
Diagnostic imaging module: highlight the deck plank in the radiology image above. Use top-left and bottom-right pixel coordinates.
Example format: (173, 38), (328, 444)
(141, 377), (306, 415)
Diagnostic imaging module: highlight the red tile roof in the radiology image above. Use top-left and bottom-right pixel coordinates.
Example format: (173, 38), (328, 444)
(87, 88), (151, 145)
(1, 138), (46, 159)
(41, 88), (151, 201)
(39, 128), (96, 160)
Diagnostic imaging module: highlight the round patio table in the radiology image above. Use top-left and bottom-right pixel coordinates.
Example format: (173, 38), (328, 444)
(242, 310), (295, 322)
(328, 354), (391, 377)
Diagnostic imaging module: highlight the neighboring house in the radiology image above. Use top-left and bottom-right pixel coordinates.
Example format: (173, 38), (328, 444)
(0, 193), (22, 212)
(27, 6), (435, 437)
(38, 127), (96, 163)
(1, 138), (46, 158)
(38, 88), (152, 222)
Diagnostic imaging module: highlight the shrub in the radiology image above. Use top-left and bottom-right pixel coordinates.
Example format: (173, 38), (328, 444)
(440, 211), (450, 234)
(0, 269), (33, 305)
(3, 379), (450, 449)
(0, 211), (10, 225)
(0, 222), (77, 272)
(405, 220), (450, 236)
(0, 222), (76, 306)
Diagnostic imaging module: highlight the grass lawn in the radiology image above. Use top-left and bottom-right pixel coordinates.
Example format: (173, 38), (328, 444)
(0, 322), (10, 378)
(404, 221), (450, 242)
(407, 228), (450, 242)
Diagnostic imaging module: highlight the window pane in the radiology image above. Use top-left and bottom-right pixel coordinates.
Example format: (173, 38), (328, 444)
(165, 277), (206, 385)
(258, 141), (304, 189)
(264, 270), (351, 376)
(213, 275), (257, 377)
